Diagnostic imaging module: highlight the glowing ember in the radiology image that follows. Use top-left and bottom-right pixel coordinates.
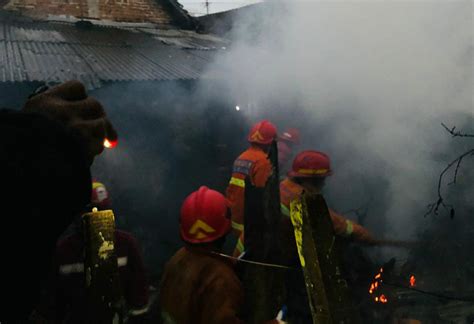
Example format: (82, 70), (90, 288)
(368, 267), (389, 304)
(369, 283), (375, 294)
(103, 138), (118, 149)
(410, 275), (416, 287)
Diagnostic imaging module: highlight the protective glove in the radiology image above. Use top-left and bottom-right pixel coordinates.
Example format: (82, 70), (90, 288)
(23, 80), (118, 164)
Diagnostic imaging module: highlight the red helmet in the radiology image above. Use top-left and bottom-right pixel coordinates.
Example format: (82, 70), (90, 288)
(279, 128), (301, 145)
(247, 120), (277, 145)
(91, 180), (112, 210)
(180, 186), (231, 244)
(288, 150), (333, 178)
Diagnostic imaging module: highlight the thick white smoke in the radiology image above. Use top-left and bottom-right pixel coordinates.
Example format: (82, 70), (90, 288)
(204, 0), (473, 244)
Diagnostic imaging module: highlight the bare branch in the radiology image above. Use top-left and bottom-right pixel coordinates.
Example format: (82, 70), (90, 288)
(441, 123), (474, 138)
(448, 157), (463, 185)
(425, 148), (474, 217)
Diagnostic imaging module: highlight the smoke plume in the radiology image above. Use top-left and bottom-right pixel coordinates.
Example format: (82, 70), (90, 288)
(203, 0), (473, 249)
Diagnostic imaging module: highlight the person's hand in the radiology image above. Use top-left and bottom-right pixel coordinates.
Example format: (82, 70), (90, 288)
(23, 80), (117, 163)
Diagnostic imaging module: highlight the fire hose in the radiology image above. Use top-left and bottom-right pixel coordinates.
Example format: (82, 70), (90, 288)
(383, 281), (474, 303)
(213, 238), (417, 270)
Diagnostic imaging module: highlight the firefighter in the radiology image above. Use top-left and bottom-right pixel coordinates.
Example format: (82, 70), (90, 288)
(1, 80), (116, 321)
(38, 180), (149, 323)
(159, 186), (284, 324)
(280, 150), (374, 242)
(159, 186), (243, 323)
(226, 120), (277, 256)
(277, 128), (301, 174)
(280, 150), (375, 323)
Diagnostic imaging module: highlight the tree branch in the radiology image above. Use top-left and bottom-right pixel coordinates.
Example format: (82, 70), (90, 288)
(425, 148), (474, 217)
(425, 123), (474, 217)
(441, 123), (474, 138)
(448, 157), (463, 185)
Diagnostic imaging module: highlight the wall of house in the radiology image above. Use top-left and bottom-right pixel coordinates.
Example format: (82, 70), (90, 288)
(97, 0), (170, 23)
(3, 0), (173, 24)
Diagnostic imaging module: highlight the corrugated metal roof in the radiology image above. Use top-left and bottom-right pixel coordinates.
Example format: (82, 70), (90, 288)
(0, 12), (229, 88)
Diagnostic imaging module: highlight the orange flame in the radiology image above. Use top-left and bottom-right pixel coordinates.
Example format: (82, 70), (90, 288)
(369, 267), (389, 303)
(410, 275), (416, 287)
(374, 295), (388, 303)
(104, 138), (118, 149)
(369, 283), (375, 294)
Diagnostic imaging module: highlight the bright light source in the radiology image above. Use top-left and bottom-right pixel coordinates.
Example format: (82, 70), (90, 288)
(103, 138), (118, 149)
(235, 106), (240, 111)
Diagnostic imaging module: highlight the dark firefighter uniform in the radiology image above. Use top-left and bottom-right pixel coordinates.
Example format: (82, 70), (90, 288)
(42, 229), (149, 323)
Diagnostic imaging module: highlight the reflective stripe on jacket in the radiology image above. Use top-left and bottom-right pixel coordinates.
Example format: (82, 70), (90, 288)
(40, 230), (149, 322)
(233, 233), (245, 258)
(226, 145), (272, 236)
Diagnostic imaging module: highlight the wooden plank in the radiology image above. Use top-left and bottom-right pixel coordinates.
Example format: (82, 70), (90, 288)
(241, 140), (285, 323)
(82, 209), (125, 323)
(290, 193), (362, 323)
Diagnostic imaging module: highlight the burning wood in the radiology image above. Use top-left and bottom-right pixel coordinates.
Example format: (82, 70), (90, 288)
(375, 294), (388, 304)
(410, 275), (416, 287)
(369, 267), (389, 304)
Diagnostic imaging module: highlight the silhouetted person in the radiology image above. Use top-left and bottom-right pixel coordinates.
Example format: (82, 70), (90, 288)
(0, 80), (117, 321)
(39, 180), (149, 323)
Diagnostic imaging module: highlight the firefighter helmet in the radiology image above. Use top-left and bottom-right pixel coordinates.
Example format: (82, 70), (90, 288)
(180, 186), (231, 244)
(279, 128), (301, 145)
(288, 150), (333, 178)
(91, 180), (112, 210)
(247, 120), (277, 145)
